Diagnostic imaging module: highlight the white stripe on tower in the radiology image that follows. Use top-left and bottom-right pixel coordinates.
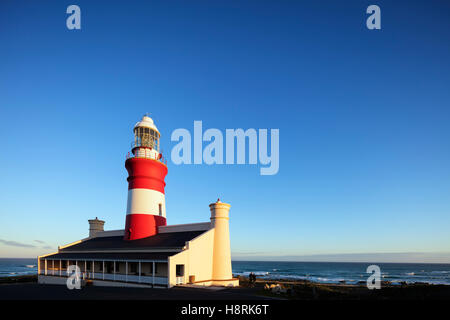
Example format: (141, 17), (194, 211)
(126, 188), (166, 217)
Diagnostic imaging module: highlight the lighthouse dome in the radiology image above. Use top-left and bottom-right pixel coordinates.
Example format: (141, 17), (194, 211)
(134, 115), (159, 133)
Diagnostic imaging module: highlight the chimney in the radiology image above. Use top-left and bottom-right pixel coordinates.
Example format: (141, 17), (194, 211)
(88, 217), (105, 238)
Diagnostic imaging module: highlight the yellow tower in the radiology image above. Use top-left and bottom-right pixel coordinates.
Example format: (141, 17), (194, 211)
(209, 199), (239, 286)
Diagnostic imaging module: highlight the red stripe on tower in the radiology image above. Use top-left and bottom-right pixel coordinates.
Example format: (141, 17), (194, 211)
(126, 157), (167, 193)
(124, 115), (168, 241)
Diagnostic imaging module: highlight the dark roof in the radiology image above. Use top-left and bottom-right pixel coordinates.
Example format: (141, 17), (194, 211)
(42, 252), (176, 261)
(60, 230), (205, 252)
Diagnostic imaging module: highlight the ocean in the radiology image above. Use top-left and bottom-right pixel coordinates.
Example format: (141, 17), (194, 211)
(232, 261), (450, 285)
(0, 258), (37, 277)
(1, 259), (450, 285)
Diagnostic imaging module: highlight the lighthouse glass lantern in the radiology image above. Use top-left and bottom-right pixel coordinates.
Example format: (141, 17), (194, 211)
(131, 116), (161, 160)
(134, 126), (160, 152)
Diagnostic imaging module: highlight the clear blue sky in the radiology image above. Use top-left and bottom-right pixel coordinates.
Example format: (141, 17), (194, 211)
(1, 0), (449, 262)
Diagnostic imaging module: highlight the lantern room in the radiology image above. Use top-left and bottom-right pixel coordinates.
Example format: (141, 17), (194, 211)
(132, 115), (161, 159)
(133, 115), (160, 150)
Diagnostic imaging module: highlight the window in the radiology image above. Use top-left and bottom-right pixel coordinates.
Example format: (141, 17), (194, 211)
(159, 203), (162, 216)
(176, 265), (184, 277)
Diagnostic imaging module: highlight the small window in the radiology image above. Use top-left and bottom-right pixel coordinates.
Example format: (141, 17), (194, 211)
(176, 264), (184, 277)
(159, 203), (162, 216)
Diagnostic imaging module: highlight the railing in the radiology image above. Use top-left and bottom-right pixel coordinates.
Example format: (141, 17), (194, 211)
(126, 150), (167, 165)
(39, 270), (168, 286)
(100, 273), (168, 285)
(176, 276), (184, 285)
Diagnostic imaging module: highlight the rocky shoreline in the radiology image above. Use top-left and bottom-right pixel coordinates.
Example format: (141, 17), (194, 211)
(237, 276), (450, 299)
(0, 275), (37, 284)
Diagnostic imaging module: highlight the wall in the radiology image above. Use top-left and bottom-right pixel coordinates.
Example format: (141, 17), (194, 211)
(168, 250), (188, 288)
(168, 229), (215, 288)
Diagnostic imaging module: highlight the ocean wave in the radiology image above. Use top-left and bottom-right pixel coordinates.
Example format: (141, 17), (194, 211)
(264, 274), (355, 283)
(234, 271), (269, 276)
(25, 265), (36, 268)
(266, 274), (309, 280)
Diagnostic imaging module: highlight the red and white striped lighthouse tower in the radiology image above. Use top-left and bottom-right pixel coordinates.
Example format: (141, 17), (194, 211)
(124, 115), (168, 241)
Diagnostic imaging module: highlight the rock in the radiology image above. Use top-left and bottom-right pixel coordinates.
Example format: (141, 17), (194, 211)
(270, 284), (287, 294)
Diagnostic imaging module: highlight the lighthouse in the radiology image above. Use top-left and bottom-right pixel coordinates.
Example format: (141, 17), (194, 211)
(38, 115), (239, 288)
(124, 115), (168, 240)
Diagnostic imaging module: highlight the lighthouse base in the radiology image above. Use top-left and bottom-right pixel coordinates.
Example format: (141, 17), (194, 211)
(186, 278), (239, 287)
